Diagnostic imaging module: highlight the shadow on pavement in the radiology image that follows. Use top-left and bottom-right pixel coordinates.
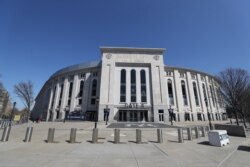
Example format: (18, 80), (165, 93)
(167, 140), (179, 143)
(197, 141), (211, 146)
(237, 145), (250, 152)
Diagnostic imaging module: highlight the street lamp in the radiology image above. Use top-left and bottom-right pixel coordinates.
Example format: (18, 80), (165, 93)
(9, 102), (16, 126)
(168, 105), (174, 126)
(205, 98), (212, 130)
(94, 97), (99, 129)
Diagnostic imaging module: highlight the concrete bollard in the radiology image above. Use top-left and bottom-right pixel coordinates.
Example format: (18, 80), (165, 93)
(24, 126), (33, 142)
(178, 128), (184, 143)
(195, 127), (199, 138)
(92, 128), (98, 143)
(157, 129), (163, 143)
(47, 128), (55, 143)
(2, 121), (7, 128)
(1, 126), (11, 142)
(136, 129), (142, 144)
(69, 128), (77, 143)
(187, 128), (192, 140)
(201, 126), (206, 137)
(0, 121), (3, 128)
(114, 129), (120, 144)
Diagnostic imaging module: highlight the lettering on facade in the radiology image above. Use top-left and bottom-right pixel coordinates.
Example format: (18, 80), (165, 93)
(124, 103), (145, 109)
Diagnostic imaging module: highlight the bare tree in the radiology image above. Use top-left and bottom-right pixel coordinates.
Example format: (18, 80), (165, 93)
(242, 88), (250, 125)
(0, 74), (4, 90)
(14, 81), (34, 121)
(217, 68), (250, 127)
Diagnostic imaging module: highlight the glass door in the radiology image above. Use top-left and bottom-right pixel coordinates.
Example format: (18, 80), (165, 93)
(129, 111), (138, 122)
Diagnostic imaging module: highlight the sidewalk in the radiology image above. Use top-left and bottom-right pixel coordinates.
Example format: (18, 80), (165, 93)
(0, 121), (249, 167)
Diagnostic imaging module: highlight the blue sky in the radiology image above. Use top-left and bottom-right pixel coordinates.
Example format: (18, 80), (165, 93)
(0, 0), (250, 109)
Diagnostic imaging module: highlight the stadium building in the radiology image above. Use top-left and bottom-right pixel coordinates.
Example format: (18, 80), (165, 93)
(32, 47), (226, 123)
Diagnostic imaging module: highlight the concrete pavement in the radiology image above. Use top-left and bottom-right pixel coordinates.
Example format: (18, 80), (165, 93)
(0, 121), (249, 167)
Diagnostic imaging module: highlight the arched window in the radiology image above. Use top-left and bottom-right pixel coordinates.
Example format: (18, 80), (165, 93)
(193, 82), (199, 106)
(210, 85), (215, 107)
(202, 84), (208, 107)
(79, 81), (84, 97)
(120, 69), (126, 102)
(67, 82), (73, 106)
(78, 81), (84, 105)
(131, 69), (136, 102)
(140, 70), (147, 102)
(181, 80), (188, 106)
(58, 84), (64, 108)
(168, 79), (174, 105)
(217, 88), (223, 107)
(91, 79), (97, 104)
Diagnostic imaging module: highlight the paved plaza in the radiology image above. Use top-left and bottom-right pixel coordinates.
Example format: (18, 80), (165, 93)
(0, 121), (250, 167)
(107, 122), (179, 128)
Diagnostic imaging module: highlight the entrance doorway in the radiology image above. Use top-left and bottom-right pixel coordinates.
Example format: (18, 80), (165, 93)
(119, 110), (127, 121)
(129, 111), (138, 122)
(158, 110), (164, 122)
(118, 110), (148, 122)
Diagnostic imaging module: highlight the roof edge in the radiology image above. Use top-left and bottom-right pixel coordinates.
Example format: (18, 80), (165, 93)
(100, 46), (166, 54)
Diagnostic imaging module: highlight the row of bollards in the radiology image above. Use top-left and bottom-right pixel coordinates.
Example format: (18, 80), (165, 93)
(1, 126), (208, 143)
(1, 126), (33, 142)
(178, 126), (209, 143)
(1, 126), (11, 142)
(91, 128), (163, 144)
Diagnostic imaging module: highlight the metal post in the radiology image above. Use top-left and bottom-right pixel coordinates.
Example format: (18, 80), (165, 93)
(24, 126), (33, 142)
(47, 128), (55, 143)
(92, 128), (98, 143)
(195, 127), (199, 138)
(1, 126), (11, 142)
(157, 129), (163, 143)
(69, 128), (77, 143)
(136, 129), (142, 144)
(114, 129), (120, 144)
(94, 98), (99, 128)
(201, 126), (206, 137)
(178, 128), (184, 143)
(187, 128), (192, 140)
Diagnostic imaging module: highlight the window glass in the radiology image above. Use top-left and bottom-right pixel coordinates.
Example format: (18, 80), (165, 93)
(131, 70), (136, 102)
(140, 70), (147, 102)
(181, 81), (188, 106)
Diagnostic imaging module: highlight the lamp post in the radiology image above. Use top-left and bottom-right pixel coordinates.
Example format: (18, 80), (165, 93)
(9, 102), (16, 126)
(205, 98), (212, 130)
(168, 105), (174, 126)
(94, 97), (99, 129)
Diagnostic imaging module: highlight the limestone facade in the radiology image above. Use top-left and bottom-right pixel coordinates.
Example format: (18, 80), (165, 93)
(32, 47), (225, 123)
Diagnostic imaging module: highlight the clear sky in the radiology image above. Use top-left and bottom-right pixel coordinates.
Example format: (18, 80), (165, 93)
(0, 0), (250, 109)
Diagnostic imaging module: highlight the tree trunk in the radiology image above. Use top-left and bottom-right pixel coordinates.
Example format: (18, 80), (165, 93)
(239, 111), (247, 128)
(248, 115), (250, 126)
(234, 112), (239, 125)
